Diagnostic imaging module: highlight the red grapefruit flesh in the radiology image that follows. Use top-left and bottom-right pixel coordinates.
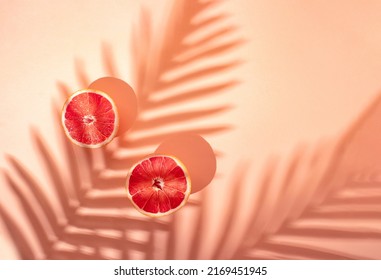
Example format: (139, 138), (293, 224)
(61, 89), (119, 148)
(126, 155), (191, 217)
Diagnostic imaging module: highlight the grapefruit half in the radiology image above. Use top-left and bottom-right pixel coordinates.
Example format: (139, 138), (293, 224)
(126, 155), (191, 217)
(61, 89), (119, 148)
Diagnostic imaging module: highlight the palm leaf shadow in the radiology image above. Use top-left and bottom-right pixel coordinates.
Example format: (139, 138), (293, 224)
(101, 42), (119, 78)
(2, 130), (158, 259)
(1, 0), (242, 259)
(73, 0), (241, 212)
(117, 0), (242, 153)
(199, 93), (381, 259)
(72, 0), (240, 176)
(0, 203), (36, 259)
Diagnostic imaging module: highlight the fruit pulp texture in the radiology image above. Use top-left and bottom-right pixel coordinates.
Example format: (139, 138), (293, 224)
(129, 156), (188, 214)
(64, 92), (116, 145)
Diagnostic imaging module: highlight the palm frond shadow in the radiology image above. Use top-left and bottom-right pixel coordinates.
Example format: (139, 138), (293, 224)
(225, 93), (381, 260)
(3, 133), (164, 259)
(72, 0), (240, 175)
(118, 0), (242, 151)
(2, 0), (241, 259)
(0, 205), (35, 259)
(101, 42), (119, 78)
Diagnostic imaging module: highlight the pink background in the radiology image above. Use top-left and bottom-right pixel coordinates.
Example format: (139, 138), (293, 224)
(1, 0), (381, 259)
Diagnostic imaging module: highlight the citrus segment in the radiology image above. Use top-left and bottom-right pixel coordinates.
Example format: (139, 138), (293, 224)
(61, 89), (119, 148)
(126, 155), (191, 217)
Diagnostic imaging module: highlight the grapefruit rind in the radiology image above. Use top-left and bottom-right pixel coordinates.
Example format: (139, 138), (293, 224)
(61, 89), (119, 148)
(126, 155), (192, 217)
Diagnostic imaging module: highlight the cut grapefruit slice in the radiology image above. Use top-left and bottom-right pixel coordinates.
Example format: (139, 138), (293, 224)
(126, 155), (191, 217)
(61, 89), (119, 148)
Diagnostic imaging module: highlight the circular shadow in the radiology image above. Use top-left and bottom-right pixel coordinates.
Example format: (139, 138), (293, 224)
(88, 77), (138, 136)
(155, 133), (216, 194)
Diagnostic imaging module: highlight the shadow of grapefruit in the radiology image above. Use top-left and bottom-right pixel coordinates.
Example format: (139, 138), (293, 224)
(89, 77), (138, 137)
(155, 133), (216, 194)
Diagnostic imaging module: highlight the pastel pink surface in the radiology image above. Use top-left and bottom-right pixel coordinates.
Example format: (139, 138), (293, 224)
(2, 0), (381, 260)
